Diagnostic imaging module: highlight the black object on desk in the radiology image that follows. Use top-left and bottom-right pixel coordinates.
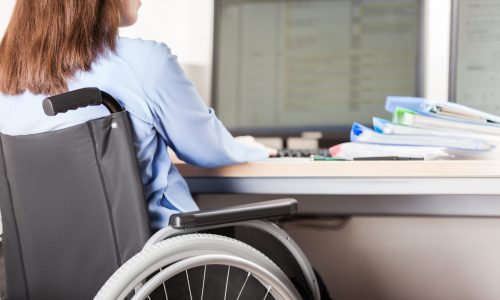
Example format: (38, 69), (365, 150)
(273, 148), (331, 158)
(353, 156), (424, 161)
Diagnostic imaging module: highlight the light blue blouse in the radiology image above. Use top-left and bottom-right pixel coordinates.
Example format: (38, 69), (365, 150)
(0, 37), (268, 229)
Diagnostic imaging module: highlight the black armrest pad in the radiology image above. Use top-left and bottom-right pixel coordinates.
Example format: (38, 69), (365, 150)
(169, 198), (298, 229)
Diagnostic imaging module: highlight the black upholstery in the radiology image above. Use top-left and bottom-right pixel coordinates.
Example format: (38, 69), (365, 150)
(0, 108), (150, 299)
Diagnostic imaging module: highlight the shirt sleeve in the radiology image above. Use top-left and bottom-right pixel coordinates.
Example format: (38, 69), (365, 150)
(140, 42), (268, 168)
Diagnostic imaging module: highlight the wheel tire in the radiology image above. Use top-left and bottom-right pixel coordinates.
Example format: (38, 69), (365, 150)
(95, 233), (301, 300)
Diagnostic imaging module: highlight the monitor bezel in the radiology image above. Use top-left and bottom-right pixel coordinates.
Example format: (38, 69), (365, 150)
(211, 0), (426, 138)
(448, 0), (459, 103)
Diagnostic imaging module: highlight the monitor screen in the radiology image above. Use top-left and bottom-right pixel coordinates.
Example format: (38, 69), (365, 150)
(213, 0), (423, 137)
(450, 0), (500, 114)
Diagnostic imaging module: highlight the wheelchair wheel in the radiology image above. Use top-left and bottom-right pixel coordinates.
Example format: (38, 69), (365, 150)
(95, 234), (301, 300)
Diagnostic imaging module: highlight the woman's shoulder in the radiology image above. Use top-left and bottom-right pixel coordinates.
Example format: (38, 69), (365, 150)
(116, 37), (173, 62)
(112, 37), (176, 86)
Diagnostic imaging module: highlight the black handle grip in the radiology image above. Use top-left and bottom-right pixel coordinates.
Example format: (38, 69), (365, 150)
(42, 87), (103, 116)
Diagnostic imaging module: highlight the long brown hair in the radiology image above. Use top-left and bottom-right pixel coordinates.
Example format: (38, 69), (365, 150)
(0, 0), (122, 96)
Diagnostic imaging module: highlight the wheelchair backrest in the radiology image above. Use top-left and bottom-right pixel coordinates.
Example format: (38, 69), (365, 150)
(0, 89), (150, 300)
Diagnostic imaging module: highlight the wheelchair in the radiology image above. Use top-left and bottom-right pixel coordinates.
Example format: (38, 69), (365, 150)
(0, 88), (326, 299)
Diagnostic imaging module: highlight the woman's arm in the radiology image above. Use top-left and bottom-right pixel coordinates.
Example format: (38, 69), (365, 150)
(142, 42), (268, 168)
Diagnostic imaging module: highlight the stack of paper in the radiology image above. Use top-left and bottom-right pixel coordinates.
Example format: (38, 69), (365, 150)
(330, 96), (500, 160)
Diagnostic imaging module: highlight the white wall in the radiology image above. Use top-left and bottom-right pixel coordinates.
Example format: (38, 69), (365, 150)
(0, 0), (16, 38)
(119, 0), (214, 102)
(424, 0), (452, 101)
(119, 0), (213, 67)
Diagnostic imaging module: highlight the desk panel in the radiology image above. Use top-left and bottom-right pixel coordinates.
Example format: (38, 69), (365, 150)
(178, 160), (500, 217)
(186, 177), (500, 195)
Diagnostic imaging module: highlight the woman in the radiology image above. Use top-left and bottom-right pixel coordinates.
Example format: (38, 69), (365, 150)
(0, 0), (272, 229)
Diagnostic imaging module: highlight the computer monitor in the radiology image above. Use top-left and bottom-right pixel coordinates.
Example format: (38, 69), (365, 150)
(212, 0), (424, 141)
(449, 0), (500, 114)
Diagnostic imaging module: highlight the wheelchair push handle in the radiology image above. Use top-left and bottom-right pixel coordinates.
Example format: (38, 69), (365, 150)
(42, 87), (123, 116)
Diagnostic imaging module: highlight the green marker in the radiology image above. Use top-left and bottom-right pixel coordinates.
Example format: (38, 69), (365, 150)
(310, 155), (348, 161)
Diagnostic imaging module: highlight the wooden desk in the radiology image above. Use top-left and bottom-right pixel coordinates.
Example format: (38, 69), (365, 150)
(179, 159), (500, 300)
(177, 159), (500, 217)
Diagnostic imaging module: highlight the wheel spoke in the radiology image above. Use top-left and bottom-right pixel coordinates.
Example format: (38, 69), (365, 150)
(162, 283), (168, 300)
(160, 267), (168, 300)
(236, 272), (251, 300)
(186, 270), (193, 300)
(201, 265), (206, 300)
(262, 287), (271, 300)
(223, 266), (231, 300)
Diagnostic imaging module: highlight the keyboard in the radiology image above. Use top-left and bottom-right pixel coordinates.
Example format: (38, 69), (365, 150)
(272, 148), (331, 158)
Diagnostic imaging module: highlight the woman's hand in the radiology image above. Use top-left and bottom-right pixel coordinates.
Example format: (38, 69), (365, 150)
(234, 136), (278, 157)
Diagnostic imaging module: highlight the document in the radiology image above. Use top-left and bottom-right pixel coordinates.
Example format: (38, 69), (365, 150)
(351, 122), (493, 151)
(393, 107), (500, 136)
(386, 96), (500, 124)
(329, 142), (451, 160)
(373, 117), (500, 143)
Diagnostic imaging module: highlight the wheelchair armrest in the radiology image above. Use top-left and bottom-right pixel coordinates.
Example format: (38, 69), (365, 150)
(168, 198), (298, 229)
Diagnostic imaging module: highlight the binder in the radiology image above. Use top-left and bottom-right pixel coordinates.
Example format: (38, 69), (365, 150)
(393, 107), (500, 136)
(330, 96), (500, 160)
(373, 117), (500, 143)
(386, 96), (500, 124)
(351, 122), (493, 151)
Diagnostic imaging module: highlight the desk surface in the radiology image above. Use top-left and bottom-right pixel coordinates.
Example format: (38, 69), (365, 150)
(177, 159), (500, 216)
(177, 159), (500, 178)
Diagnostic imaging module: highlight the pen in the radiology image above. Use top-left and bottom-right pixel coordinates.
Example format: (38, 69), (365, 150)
(310, 155), (348, 161)
(353, 156), (424, 161)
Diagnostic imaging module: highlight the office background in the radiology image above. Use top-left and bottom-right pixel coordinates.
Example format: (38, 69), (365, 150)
(0, 0), (451, 104)
(3, 1), (500, 299)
